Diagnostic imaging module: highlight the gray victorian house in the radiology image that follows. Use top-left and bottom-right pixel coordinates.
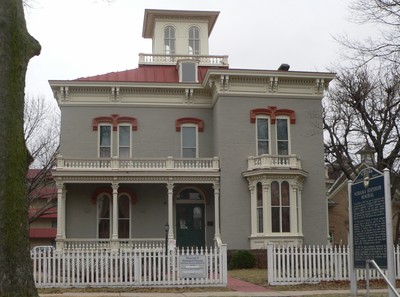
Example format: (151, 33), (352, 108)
(49, 9), (335, 251)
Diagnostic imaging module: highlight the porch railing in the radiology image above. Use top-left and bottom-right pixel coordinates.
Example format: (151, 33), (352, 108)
(138, 53), (229, 67)
(60, 238), (165, 250)
(32, 245), (228, 288)
(247, 154), (302, 171)
(56, 156), (220, 172)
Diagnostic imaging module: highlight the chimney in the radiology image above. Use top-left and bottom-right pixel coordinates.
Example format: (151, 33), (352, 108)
(278, 63), (290, 71)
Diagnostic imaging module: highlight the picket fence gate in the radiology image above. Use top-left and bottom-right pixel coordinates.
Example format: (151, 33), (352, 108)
(267, 245), (400, 285)
(32, 245), (227, 288)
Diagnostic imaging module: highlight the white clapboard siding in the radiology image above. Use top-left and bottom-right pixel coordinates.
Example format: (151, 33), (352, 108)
(268, 245), (400, 285)
(32, 245), (227, 288)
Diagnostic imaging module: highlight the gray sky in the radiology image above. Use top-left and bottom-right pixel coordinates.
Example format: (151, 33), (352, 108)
(24, 0), (375, 102)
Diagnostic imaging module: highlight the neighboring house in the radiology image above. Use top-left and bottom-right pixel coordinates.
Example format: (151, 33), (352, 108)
(49, 9), (335, 251)
(326, 165), (349, 246)
(28, 169), (57, 248)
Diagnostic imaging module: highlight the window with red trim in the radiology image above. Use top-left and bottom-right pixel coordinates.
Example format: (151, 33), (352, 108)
(93, 115), (137, 158)
(251, 107), (294, 156)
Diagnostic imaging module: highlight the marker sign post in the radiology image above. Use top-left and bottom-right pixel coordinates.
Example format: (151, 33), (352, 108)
(349, 168), (395, 296)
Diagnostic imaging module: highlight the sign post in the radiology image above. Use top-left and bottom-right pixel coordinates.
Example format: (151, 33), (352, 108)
(349, 167), (396, 297)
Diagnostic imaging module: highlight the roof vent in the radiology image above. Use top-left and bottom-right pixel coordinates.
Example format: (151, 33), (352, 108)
(278, 63), (290, 71)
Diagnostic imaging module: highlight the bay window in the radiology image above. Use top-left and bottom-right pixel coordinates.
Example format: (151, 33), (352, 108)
(256, 182), (264, 233)
(271, 181), (290, 233)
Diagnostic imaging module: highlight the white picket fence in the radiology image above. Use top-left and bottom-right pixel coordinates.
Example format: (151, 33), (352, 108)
(32, 246), (227, 288)
(267, 245), (400, 285)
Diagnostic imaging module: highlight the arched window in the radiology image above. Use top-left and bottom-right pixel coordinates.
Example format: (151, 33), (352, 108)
(188, 26), (200, 55)
(271, 181), (290, 233)
(95, 189), (135, 239)
(97, 193), (111, 238)
(256, 182), (263, 233)
(118, 194), (130, 238)
(164, 26), (176, 55)
(176, 188), (203, 200)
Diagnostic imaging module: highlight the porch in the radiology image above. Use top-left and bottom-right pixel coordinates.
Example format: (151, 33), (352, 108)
(53, 156), (222, 251)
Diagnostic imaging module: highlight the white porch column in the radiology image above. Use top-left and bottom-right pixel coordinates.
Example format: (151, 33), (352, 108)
(213, 180), (221, 243)
(111, 182), (119, 240)
(167, 180), (174, 239)
(248, 182), (256, 236)
(262, 181), (269, 234)
(56, 181), (66, 250)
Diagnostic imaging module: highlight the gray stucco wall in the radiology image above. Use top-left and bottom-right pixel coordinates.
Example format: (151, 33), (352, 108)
(60, 106), (213, 158)
(213, 95), (328, 248)
(60, 92), (328, 249)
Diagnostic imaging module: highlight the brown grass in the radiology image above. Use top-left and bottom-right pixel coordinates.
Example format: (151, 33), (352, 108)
(37, 269), (398, 297)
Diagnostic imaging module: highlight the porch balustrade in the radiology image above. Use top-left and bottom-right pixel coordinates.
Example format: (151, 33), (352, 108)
(60, 238), (165, 250)
(138, 53), (229, 67)
(56, 156), (220, 172)
(247, 154), (302, 171)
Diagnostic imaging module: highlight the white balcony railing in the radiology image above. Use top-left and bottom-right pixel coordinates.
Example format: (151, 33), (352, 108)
(138, 53), (229, 67)
(56, 155), (220, 172)
(247, 154), (302, 171)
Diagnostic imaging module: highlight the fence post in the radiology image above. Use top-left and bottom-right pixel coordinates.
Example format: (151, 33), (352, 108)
(220, 244), (228, 286)
(267, 244), (274, 285)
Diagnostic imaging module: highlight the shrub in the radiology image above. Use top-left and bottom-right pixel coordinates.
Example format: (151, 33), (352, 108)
(229, 250), (256, 269)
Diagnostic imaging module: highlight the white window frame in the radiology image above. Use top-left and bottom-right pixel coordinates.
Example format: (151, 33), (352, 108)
(118, 193), (131, 239)
(256, 182), (264, 234)
(188, 26), (200, 55)
(164, 25), (176, 55)
(275, 116), (291, 155)
(97, 193), (112, 239)
(270, 180), (291, 233)
(99, 124), (112, 158)
(256, 116), (270, 155)
(181, 124), (198, 158)
(250, 179), (301, 236)
(118, 124), (131, 158)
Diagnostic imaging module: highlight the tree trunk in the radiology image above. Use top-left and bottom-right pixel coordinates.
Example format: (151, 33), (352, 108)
(0, 0), (41, 296)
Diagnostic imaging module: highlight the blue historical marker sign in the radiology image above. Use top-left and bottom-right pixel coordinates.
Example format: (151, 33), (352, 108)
(351, 168), (387, 269)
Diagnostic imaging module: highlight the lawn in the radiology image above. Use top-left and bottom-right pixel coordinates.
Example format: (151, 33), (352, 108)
(37, 269), (397, 297)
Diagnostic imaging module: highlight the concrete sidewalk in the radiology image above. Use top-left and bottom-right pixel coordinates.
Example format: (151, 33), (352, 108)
(39, 289), (391, 297)
(39, 276), (392, 297)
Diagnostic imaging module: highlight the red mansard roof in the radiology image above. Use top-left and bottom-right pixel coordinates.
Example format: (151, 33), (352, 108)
(75, 65), (211, 83)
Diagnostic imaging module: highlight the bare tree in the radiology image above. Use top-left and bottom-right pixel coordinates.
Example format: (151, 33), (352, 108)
(27, 161), (57, 225)
(323, 64), (400, 243)
(340, 0), (400, 65)
(25, 95), (60, 167)
(0, 0), (41, 295)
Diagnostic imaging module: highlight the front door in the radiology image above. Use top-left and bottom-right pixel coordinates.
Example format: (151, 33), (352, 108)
(176, 204), (205, 248)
